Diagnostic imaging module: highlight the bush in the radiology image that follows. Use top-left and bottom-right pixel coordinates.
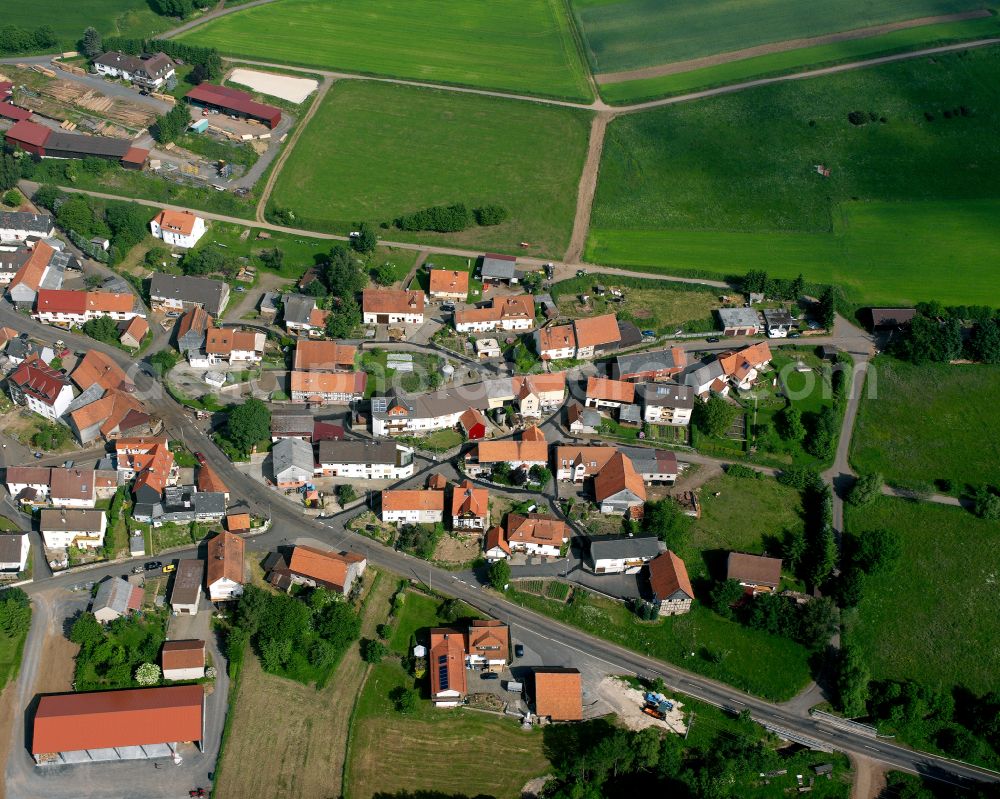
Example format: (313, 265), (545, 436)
(134, 662), (161, 686)
(725, 464), (761, 480)
(847, 111), (867, 126)
(360, 638), (388, 664)
(32, 422), (71, 451)
(847, 472), (883, 507)
(2, 189), (20, 208)
(396, 203), (473, 233)
(389, 685), (417, 714)
(474, 205), (508, 226)
(973, 487), (1000, 520)
(488, 559), (511, 591)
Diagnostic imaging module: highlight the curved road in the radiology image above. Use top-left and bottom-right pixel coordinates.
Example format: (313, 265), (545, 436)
(1, 302), (997, 790)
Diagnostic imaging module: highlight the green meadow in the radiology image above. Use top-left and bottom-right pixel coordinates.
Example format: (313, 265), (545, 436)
(180, 0), (592, 101)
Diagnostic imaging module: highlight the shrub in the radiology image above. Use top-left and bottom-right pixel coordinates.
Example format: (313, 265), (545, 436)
(725, 464), (761, 480)
(360, 638), (387, 664)
(474, 205), (508, 226)
(396, 203), (473, 233)
(847, 472), (883, 507)
(847, 111), (867, 126)
(135, 662), (161, 686)
(2, 189), (20, 208)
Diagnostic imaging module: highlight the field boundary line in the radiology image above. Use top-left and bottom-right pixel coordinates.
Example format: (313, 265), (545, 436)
(254, 76), (331, 222)
(555, 0), (601, 101)
(596, 10), (992, 84)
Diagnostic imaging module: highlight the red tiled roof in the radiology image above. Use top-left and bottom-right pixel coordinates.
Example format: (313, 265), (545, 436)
(161, 639), (205, 671)
(197, 463), (228, 495)
(206, 531), (245, 588)
(451, 479), (488, 518)
(0, 102), (31, 122)
(293, 340), (357, 371)
(71, 350), (133, 393)
(185, 83), (280, 125)
(429, 627), (467, 698)
(381, 489), (444, 512)
(586, 376), (634, 404)
(32, 685), (203, 754)
(9, 240), (54, 292)
(428, 269), (469, 296)
(120, 316), (149, 344)
(534, 669), (582, 720)
(647, 550), (694, 602)
(288, 545), (364, 593)
(484, 525), (510, 555)
(593, 452), (646, 503)
(362, 288), (424, 316)
(5, 119), (50, 148)
(153, 209), (200, 236)
(9, 355), (67, 407)
(506, 514), (569, 548)
(574, 313), (620, 348)
(467, 619), (509, 663)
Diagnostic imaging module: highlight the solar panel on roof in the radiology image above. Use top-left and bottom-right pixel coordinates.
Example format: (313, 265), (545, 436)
(438, 654), (447, 664)
(438, 665), (449, 690)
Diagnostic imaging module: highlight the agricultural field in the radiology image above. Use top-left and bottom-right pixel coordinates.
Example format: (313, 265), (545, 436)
(850, 358), (1000, 491)
(214, 573), (394, 799)
(180, 0), (592, 101)
(587, 46), (1000, 306)
(570, 0), (988, 74)
(268, 81), (591, 258)
(843, 497), (1000, 694)
(551, 274), (719, 333)
(3, 0), (173, 51)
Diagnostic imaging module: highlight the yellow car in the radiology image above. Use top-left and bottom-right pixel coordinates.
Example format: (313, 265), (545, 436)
(162, 563), (176, 574)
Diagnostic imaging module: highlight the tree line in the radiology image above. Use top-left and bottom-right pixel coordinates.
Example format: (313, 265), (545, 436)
(394, 203), (508, 233)
(0, 24), (57, 55)
(892, 302), (1000, 365)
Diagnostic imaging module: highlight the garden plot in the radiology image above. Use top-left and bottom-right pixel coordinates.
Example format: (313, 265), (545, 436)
(228, 68), (318, 103)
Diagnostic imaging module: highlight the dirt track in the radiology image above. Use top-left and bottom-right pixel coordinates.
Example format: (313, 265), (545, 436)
(564, 113), (610, 263)
(596, 9), (992, 84)
(850, 754), (887, 799)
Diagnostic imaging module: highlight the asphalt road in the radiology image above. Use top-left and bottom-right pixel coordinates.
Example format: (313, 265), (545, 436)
(2, 301), (997, 789)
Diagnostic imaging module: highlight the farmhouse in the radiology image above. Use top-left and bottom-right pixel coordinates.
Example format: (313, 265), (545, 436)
(362, 288), (425, 325)
(316, 439), (414, 480)
(33, 289), (140, 328)
(466, 619), (509, 670)
(0, 533), (29, 574)
(0, 211), (54, 242)
(161, 640), (206, 681)
(271, 436), (315, 488)
(504, 513), (569, 557)
(278, 545), (366, 595)
(150, 273), (229, 316)
(593, 452), (646, 516)
(94, 51), (176, 90)
(454, 295), (535, 333)
(585, 376), (634, 410)
(92, 577), (142, 623)
(535, 323), (575, 360)
(290, 370), (367, 404)
(203, 327), (265, 366)
(479, 253), (518, 284)
(38, 509), (107, 550)
(727, 552), (782, 594)
(573, 313), (621, 359)
(31, 685), (205, 764)
(429, 628), (467, 707)
(149, 210), (206, 249)
(6, 241), (69, 308)
(451, 480), (489, 531)
(293, 339), (357, 372)
(381, 489), (445, 525)
(5, 120), (148, 168)
(176, 307), (214, 353)
(464, 434), (548, 478)
(586, 536), (661, 574)
(555, 445), (617, 483)
(717, 307), (762, 337)
(533, 668), (582, 721)
(7, 355), (73, 420)
(282, 293), (329, 336)
(185, 83), (281, 128)
(170, 559), (205, 615)
(646, 551), (694, 616)
(636, 383), (694, 425)
(428, 269), (469, 301)
(69, 388), (151, 444)
(483, 526), (511, 561)
(512, 372), (566, 418)
(206, 531), (245, 602)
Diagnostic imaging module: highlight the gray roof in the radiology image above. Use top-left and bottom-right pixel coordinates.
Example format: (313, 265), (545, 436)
(371, 380), (512, 422)
(618, 403), (642, 423)
(716, 307), (762, 329)
(39, 509), (105, 533)
(0, 249), (29, 276)
(272, 436), (315, 477)
(281, 293), (316, 325)
(150, 273), (227, 314)
(271, 409), (314, 436)
(65, 384), (106, 416)
(193, 492), (226, 516)
(588, 536), (662, 561)
(170, 559), (204, 607)
(260, 291), (280, 313)
(681, 359), (725, 389)
(0, 534), (26, 567)
(637, 382), (695, 409)
(102, 275), (131, 294)
(480, 254), (517, 280)
(45, 130), (132, 158)
(626, 448), (678, 476)
(0, 211), (54, 236)
(763, 308), (794, 326)
(161, 485), (226, 518)
(317, 439), (400, 466)
(614, 346), (683, 377)
(93, 577), (136, 615)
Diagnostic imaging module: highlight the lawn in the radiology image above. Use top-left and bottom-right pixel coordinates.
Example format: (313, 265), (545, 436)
(510, 586), (812, 701)
(0, 625), (29, 693)
(346, 660), (550, 799)
(587, 46), (1000, 306)
(679, 473), (805, 585)
(215, 573), (394, 799)
(599, 16), (1000, 104)
(570, 0), (988, 74)
(180, 0), (592, 101)
(267, 81), (591, 258)
(843, 496), (1000, 694)
(359, 349), (444, 397)
(387, 588), (480, 655)
(3, 0), (174, 52)
(850, 358), (1000, 491)
(551, 274), (719, 333)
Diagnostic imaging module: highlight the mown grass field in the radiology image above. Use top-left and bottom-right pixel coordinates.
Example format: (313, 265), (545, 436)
(588, 46), (1000, 306)
(181, 0), (592, 100)
(571, 0), (989, 73)
(850, 358), (1000, 490)
(844, 497), (1000, 694)
(4, 0), (173, 51)
(269, 81), (590, 258)
(511, 586), (812, 701)
(599, 17), (1000, 104)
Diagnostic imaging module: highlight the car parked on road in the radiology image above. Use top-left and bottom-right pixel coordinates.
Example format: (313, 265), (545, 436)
(162, 563), (176, 573)
(479, 672), (499, 680)
(144, 561), (162, 571)
(706, 336), (720, 343)
(514, 643), (524, 658)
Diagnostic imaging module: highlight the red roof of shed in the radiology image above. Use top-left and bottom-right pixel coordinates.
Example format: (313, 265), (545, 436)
(185, 84), (281, 125)
(32, 685), (203, 754)
(0, 102), (31, 122)
(5, 119), (50, 148)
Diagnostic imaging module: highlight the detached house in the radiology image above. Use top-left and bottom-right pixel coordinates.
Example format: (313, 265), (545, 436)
(7, 355), (73, 420)
(0, 533), (29, 574)
(362, 289), (424, 325)
(206, 531), (245, 602)
(381, 489), (444, 525)
(586, 536), (661, 574)
(646, 551), (694, 616)
(465, 619), (509, 671)
(150, 273), (228, 316)
(637, 383), (695, 426)
(119, 316), (149, 349)
(484, 526), (511, 561)
(201, 327), (265, 366)
(95, 51), (176, 91)
(428, 269), (469, 301)
(454, 295), (535, 333)
(39, 509), (107, 550)
(149, 210), (205, 249)
(593, 452), (646, 516)
(451, 480), (489, 531)
(612, 346), (687, 382)
(282, 293), (329, 337)
(429, 627), (467, 707)
(727, 552), (782, 594)
(535, 323), (576, 361)
(511, 373), (565, 418)
(504, 513), (569, 558)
